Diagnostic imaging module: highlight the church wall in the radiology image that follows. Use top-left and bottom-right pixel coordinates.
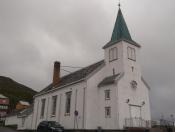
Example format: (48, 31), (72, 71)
(85, 67), (106, 129)
(117, 76), (151, 129)
(98, 84), (119, 129)
(116, 41), (151, 129)
(32, 81), (86, 130)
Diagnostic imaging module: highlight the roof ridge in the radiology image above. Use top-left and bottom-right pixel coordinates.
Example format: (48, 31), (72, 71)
(38, 60), (105, 95)
(60, 60), (104, 79)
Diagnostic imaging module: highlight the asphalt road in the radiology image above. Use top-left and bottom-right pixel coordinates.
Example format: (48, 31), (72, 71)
(0, 127), (26, 132)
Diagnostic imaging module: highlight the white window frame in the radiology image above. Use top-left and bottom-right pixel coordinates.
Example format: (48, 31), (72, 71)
(40, 98), (46, 119)
(109, 47), (118, 62)
(51, 95), (57, 116)
(65, 91), (72, 116)
(105, 107), (111, 118)
(105, 90), (110, 100)
(127, 47), (136, 61)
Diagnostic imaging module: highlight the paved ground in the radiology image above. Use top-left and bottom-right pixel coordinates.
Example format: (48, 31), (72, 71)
(0, 127), (26, 132)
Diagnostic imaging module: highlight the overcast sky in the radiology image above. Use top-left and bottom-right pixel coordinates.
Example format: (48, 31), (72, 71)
(0, 0), (175, 120)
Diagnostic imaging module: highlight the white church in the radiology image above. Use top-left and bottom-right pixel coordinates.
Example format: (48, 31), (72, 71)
(31, 6), (151, 130)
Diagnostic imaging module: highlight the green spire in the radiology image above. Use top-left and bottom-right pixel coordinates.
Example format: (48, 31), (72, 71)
(111, 7), (132, 42)
(103, 6), (141, 49)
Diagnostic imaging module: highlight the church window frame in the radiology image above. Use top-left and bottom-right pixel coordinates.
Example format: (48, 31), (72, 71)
(51, 95), (57, 116)
(40, 98), (46, 119)
(109, 47), (118, 62)
(65, 91), (72, 116)
(127, 47), (136, 61)
(105, 106), (111, 118)
(105, 90), (110, 100)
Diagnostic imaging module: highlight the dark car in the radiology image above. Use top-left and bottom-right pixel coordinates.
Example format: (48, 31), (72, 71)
(37, 121), (64, 132)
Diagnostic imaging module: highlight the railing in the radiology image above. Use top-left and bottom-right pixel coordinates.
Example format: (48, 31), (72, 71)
(124, 117), (151, 128)
(151, 119), (175, 127)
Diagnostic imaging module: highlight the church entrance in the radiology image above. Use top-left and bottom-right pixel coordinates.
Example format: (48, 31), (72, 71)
(130, 105), (141, 118)
(130, 105), (142, 127)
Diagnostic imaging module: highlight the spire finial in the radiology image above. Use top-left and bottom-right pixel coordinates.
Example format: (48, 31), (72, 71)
(118, 0), (121, 8)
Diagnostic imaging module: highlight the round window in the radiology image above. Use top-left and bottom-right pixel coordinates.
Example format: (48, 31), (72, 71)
(130, 80), (137, 89)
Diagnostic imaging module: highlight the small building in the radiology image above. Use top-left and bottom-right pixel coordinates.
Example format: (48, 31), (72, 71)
(0, 94), (9, 120)
(17, 106), (33, 130)
(16, 101), (30, 110)
(5, 109), (22, 127)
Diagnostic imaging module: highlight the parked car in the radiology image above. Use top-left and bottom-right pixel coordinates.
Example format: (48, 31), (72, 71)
(37, 121), (64, 132)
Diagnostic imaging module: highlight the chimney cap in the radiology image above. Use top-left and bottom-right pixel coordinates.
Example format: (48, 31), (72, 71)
(54, 61), (61, 67)
(54, 61), (60, 64)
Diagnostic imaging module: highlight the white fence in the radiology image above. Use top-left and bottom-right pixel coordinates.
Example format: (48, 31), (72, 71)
(124, 118), (151, 128)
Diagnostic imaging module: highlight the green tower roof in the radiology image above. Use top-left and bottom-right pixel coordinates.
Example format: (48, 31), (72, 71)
(111, 8), (132, 42)
(103, 7), (140, 49)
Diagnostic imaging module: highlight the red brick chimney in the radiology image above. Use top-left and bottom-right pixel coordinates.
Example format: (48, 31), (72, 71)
(53, 61), (60, 86)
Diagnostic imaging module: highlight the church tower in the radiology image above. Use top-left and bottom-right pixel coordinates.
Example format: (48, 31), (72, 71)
(102, 5), (151, 129)
(103, 6), (141, 77)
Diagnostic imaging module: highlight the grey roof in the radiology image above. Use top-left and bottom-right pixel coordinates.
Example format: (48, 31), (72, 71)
(0, 94), (8, 99)
(103, 38), (141, 49)
(98, 74), (120, 87)
(6, 109), (24, 117)
(39, 60), (105, 94)
(18, 105), (33, 117)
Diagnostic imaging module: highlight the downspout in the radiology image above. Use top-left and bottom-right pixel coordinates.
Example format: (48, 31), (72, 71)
(82, 87), (86, 129)
(116, 83), (120, 129)
(74, 89), (78, 129)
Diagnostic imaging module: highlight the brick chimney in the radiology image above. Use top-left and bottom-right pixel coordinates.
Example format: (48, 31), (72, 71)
(53, 61), (60, 86)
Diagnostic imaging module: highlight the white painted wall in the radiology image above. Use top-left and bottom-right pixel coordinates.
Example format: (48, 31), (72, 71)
(32, 81), (87, 130)
(5, 115), (20, 126)
(104, 41), (124, 76)
(116, 41), (151, 129)
(85, 66), (105, 129)
(17, 113), (33, 130)
(98, 84), (119, 129)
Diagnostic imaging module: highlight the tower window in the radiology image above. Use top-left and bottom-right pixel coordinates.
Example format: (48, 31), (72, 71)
(127, 47), (136, 61)
(109, 47), (118, 62)
(105, 107), (111, 118)
(65, 91), (72, 115)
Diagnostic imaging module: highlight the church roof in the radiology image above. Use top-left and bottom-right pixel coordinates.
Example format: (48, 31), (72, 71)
(19, 101), (30, 106)
(98, 74), (120, 87)
(103, 7), (140, 49)
(18, 105), (33, 117)
(38, 60), (105, 95)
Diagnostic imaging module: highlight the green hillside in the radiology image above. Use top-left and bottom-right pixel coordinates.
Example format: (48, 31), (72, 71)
(0, 76), (37, 110)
